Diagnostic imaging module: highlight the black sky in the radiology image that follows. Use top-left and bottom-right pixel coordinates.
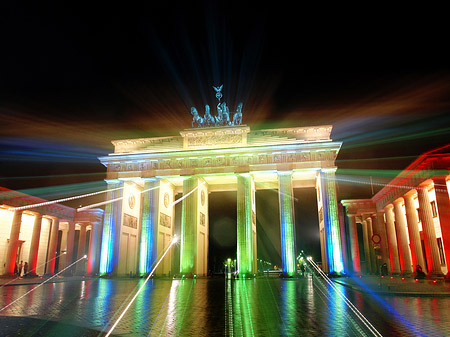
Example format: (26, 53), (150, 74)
(1, 3), (449, 264)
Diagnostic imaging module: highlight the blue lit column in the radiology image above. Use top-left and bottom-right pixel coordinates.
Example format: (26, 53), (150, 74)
(99, 179), (123, 275)
(138, 179), (159, 275)
(180, 177), (199, 276)
(320, 169), (344, 274)
(278, 171), (296, 276)
(236, 173), (255, 276)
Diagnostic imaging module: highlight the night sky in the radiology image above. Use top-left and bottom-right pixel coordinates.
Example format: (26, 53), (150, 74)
(1, 3), (449, 266)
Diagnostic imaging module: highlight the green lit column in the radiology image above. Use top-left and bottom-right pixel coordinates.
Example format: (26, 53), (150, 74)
(278, 171), (296, 276)
(179, 177), (199, 276)
(99, 179), (123, 275)
(138, 179), (159, 275)
(320, 169), (344, 274)
(236, 173), (255, 276)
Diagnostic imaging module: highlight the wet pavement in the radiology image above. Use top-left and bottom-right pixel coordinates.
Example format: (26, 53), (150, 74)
(0, 275), (449, 336)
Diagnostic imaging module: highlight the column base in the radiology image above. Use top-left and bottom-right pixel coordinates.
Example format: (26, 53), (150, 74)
(400, 271), (413, 277)
(174, 273), (194, 279)
(426, 271), (444, 279)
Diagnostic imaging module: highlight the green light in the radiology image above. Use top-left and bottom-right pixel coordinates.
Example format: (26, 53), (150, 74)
(180, 177), (198, 274)
(237, 174), (255, 275)
(278, 172), (296, 276)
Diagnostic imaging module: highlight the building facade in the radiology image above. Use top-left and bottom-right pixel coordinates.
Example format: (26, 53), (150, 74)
(98, 125), (345, 277)
(0, 187), (104, 277)
(340, 145), (450, 278)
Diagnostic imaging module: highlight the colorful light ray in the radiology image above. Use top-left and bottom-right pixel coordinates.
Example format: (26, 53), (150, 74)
(105, 236), (177, 337)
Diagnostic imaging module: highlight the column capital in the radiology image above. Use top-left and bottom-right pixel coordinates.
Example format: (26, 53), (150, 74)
(384, 204), (394, 210)
(105, 179), (122, 185)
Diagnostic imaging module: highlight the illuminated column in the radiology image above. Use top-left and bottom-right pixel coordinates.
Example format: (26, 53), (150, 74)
(180, 177), (199, 276)
(404, 193), (426, 273)
(347, 214), (361, 274)
(46, 217), (60, 275)
(99, 179), (123, 275)
(87, 222), (100, 276)
(320, 169), (344, 274)
(393, 199), (413, 275)
(338, 204), (350, 274)
(76, 224), (87, 275)
(432, 176), (450, 278)
(384, 205), (401, 274)
(27, 213), (43, 277)
(63, 221), (75, 276)
(361, 219), (371, 274)
(278, 172), (296, 277)
(375, 211), (390, 272)
(139, 179), (159, 275)
(237, 173), (256, 276)
(417, 184), (443, 276)
(366, 216), (377, 273)
(4, 210), (23, 276)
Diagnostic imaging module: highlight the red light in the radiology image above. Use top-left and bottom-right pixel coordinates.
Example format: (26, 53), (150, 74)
(433, 280), (437, 284)
(390, 276), (394, 280)
(401, 277), (405, 281)
(415, 279), (419, 282)
(381, 276), (384, 278)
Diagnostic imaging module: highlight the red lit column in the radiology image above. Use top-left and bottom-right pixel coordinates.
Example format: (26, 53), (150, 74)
(367, 216), (377, 273)
(432, 176), (450, 278)
(417, 184), (443, 277)
(27, 213), (43, 277)
(404, 193), (426, 273)
(384, 205), (401, 274)
(375, 211), (390, 273)
(4, 210), (23, 276)
(76, 223), (87, 275)
(393, 199), (413, 275)
(46, 217), (60, 275)
(362, 219), (371, 274)
(347, 214), (361, 274)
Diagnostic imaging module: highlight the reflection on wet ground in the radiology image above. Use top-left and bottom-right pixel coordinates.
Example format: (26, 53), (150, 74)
(0, 276), (449, 336)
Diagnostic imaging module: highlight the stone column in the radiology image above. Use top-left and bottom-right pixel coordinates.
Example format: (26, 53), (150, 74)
(347, 214), (361, 274)
(278, 171), (296, 277)
(46, 217), (60, 275)
(366, 216), (377, 273)
(139, 179), (159, 275)
(393, 199), (413, 275)
(384, 205), (401, 274)
(338, 204), (350, 274)
(76, 224), (87, 275)
(180, 177), (199, 276)
(87, 222), (100, 276)
(27, 213), (42, 277)
(320, 169), (344, 274)
(4, 210), (23, 276)
(63, 221), (75, 276)
(417, 184), (443, 277)
(404, 193), (426, 273)
(99, 180), (123, 275)
(432, 176), (450, 278)
(362, 219), (371, 274)
(375, 211), (390, 272)
(237, 173), (256, 276)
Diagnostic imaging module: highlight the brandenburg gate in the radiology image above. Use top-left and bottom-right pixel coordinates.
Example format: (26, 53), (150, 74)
(98, 123), (344, 277)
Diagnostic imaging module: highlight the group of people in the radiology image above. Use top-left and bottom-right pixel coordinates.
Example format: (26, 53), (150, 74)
(14, 260), (29, 277)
